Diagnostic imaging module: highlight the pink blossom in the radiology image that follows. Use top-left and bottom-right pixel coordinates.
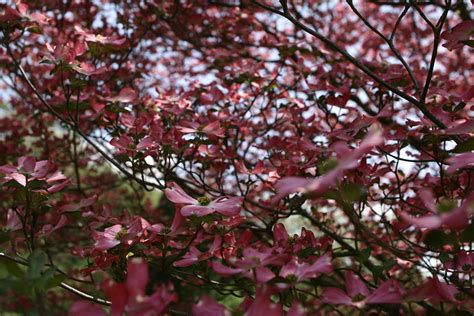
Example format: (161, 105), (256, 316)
(212, 246), (289, 283)
(321, 272), (404, 307)
(177, 121), (226, 138)
(192, 296), (228, 316)
(408, 276), (458, 303)
(279, 252), (332, 282)
(165, 182), (243, 217)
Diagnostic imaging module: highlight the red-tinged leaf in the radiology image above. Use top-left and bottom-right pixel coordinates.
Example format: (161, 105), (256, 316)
(287, 301), (306, 316)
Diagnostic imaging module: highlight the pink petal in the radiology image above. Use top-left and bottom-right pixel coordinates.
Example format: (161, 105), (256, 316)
(440, 204), (469, 230)
(192, 296), (227, 316)
(365, 280), (403, 304)
(181, 205), (215, 217)
(418, 189), (436, 213)
(212, 261), (243, 276)
(69, 301), (107, 316)
(273, 223), (288, 242)
(136, 136), (155, 150)
(254, 266), (276, 283)
(126, 258), (148, 302)
(446, 152), (474, 173)
(345, 271), (370, 298)
(102, 280), (128, 316)
(443, 119), (474, 135)
(107, 87), (138, 103)
(46, 170), (67, 183)
(164, 183), (197, 205)
(210, 197), (243, 216)
(400, 212), (442, 229)
(9, 173), (26, 186)
(18, 156), (36, 173)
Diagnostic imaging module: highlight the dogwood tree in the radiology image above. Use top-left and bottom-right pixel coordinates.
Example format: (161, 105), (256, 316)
(0, 0), (473, 315)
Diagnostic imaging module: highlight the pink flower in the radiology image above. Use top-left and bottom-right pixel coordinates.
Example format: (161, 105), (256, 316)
(321, 272), (404, 307)
(212, 246), (289, 283)
(273, 128), (383, 202)
(0, 157), (68, 192)
(177, 121), (226, 138)
(93, 217), (155, 251)
(279, 253), (332, 282)
(93, 224), (123, 251)
(69, 301), (107, 316)
(444, 251), (474, 273)
(106, 87), (138, 103)
(173, 235), (222, 267)
(199, 85), (225, 105)
(164, 182), (243, 217)
(446, 152), (474, 173)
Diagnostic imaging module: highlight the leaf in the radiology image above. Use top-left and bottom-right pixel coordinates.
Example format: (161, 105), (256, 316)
(453, 138), (474, 153)
(438, 252), (451, 263)
(437, 199), (457, 214)
(318, 158), (338, 175)
(28, 250), (47, 279)
(424, 230), (457, 249)
(460, 223), (474, 242)
(357, 248), (371, 263)
(0, 257), (24, 278)
(340, 183), (367, 202)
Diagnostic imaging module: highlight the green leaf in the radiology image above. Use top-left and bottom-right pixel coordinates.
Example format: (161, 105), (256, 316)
(340, 183), (367, 202)
(424, 230), (457, 249)
(460, 223), (474, 242)
(437, 199), (457, 214)
(318, 158), (338, 175)
(438, 252), (451, 263)
(453, 138), (474, 153)
(357, 248), (371, 263)
(28, 250), (47, 279)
